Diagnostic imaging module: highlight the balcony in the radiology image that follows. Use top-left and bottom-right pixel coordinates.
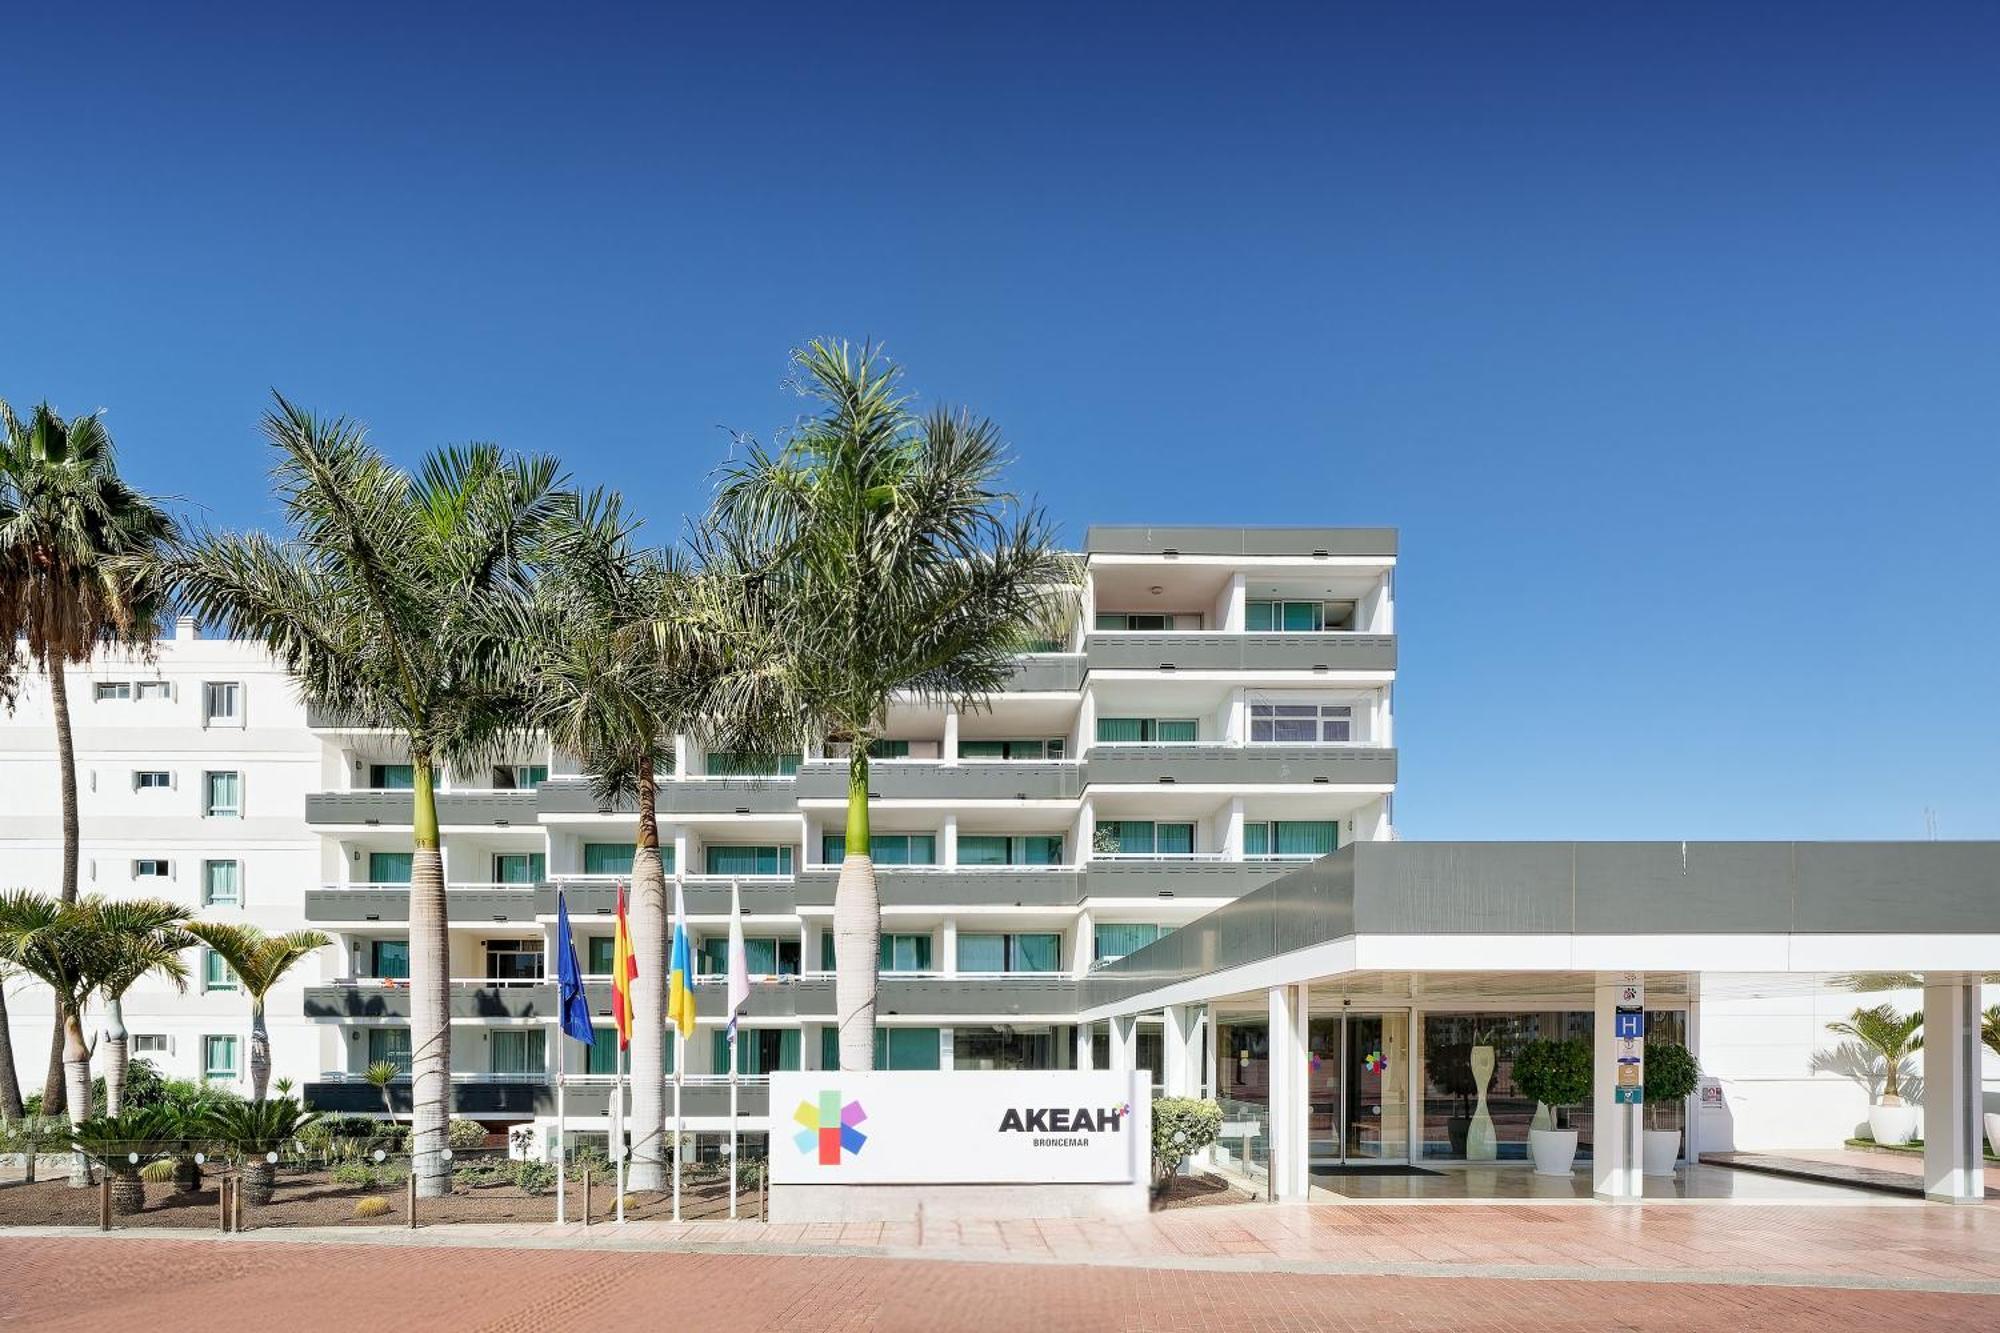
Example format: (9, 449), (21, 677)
(538, 876), (797, 917)
(537, 776), (798, 817)
(1084, 744), (1396, 788)
(1083, 524), (1397, 558)
(1083, 858), (1294, 900)
(1086, 632), (1394, 673)
(303, 882), (538, 924)
(795, 865), (1082, 909)
(301, 1074), (771, 1120)
(304, 977), (833, 1022)
(1000, 654), (1085, 692)
(304, 790), (539, 827)
(794, 760), (1082, 803)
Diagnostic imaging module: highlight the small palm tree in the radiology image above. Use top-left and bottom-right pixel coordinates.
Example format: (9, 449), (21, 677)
(0, 400), (177, 1108)
(168, 394), (566, 1195)
(709, 341), (1076, 1069)
(214, 1097), (318, 1204)
(1827, 1004), (1925, 1105)
(1983, 1006), (2000, 1059)
(0, 892), (189, 1184)
(95, 918), (197, 1114)
(71, 1105), (181, 1214)
(364, 1060), (401, 1119)
(184, 923), (329, 1103)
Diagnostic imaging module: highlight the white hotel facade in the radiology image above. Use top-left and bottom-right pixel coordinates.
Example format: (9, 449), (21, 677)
(4, 523), (1993, 1198)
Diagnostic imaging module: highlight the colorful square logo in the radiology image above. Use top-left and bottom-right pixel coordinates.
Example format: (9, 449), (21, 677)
(793, 1090), (868, 1164)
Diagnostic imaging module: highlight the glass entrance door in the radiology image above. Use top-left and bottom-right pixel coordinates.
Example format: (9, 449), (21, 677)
(1343, 1013), (1410, 1161)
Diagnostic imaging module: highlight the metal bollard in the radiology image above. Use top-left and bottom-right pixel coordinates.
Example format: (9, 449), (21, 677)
(407, 1169), (417, 1230)
(758, 1161), (766, 1222)
(583, 1169), (591, 1228)
(98, 1173), (111, 1232)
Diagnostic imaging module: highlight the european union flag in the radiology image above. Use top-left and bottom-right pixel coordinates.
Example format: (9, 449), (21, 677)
(554, 890), (595, 1046)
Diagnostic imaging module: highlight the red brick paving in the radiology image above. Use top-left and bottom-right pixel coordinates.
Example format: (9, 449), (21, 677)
(4, 1237), (1999, 1332)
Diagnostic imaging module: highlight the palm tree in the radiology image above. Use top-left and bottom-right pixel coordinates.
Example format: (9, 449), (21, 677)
(0, 892), (189, 1184)
(95, 918), (197, 1114)
(709, 341), (1076, 1069)
(0, 400), (177, 1108)
(364, 1060), (401, 1120)
(214, 1096), (318, 1204)
(1982, 1005), (2000, 1059)
(167, 394), (566, 1195)
(512, 491), (701, 1191)
(184, 923), (331, 1102)
(1827, 1004), (1925, 1105)
(0, 960), (24, 1122)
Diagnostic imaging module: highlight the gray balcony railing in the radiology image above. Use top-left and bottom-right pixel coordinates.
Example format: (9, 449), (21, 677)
(1084, 744), (1397, 787)
(1086, 632), (1394, 673)
(795, 866), (1083, 909)
(304, 790), (539, 827)
(303, 882), (539, 924)
(301, 1076), (771, 1119)
(1000, 654), (1085, 692)
(536, 776), (799, 817)
(794, 760), (1082, 803)
(1082, 524), (1397, 557)
(538, 877), (797, 918)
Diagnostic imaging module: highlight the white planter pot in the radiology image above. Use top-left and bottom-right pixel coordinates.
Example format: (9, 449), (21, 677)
(1529, 1127), (1578, 1176)
(1984, 1113), (2000, 1160)
(1867, 1103), (1918, 1147)
(1642, 1128), (1681, 1177)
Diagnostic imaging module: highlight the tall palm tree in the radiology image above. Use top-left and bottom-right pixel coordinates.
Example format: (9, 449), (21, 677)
(184, 923), (331, 1102)
(709, 341), (1076, 1069)
(0, 892), (189, 1184)
(0, 400), (178, 1107)
(1827, 1004), (1925, 1105)
(167, 394), (565, 1194)
(95, 918), (198, 1114)
(0, 960), (23, 1122)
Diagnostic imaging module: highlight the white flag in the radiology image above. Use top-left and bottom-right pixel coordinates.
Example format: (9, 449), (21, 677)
(726, 877), (751, 1043)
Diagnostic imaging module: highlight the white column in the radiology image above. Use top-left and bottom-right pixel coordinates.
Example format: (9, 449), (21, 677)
(1268, 985), (1310, 1200)
(1923, 973), (1986, 1203)
(1683, 975), (1702, 1164)
(941, 814), (958, 869)
(1592, 974), (1643, 1199)
(672, 828), (690, 881)
(940, 919), (958, 977)
(1075, 1020), (1095, 1070)
(1072, 909), (1095, 977)
(1224, 798), (1245, 859)
(942, 708), (960, 764)
(1222, 573), (1247, 631)
(1406, 1008), (1425, 1163)
(672, 734), (691, 777)
(938, 1027), (955, 1070)
(1203, 1005), (1218, 1100)
(1109, 1014), (1138, 1072)
(1162, 1004), (1202, 1099)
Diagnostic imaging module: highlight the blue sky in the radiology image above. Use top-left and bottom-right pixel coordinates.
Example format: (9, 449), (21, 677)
(5, 3), (1996, 840)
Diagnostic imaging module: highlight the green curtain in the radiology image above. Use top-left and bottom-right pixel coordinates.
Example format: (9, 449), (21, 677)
(583, 843), (634, 875)
(1245, 600), (1276, 631)
(885, 1028), (940, 1070)
(1243, 823), (1270, 855)
(867, 739), (910, 758)
(370, 764), (414, 789)
(587, 937), (614, 973)
(879, 934), (933, 971)
(956, 835), (1006, 865)
(1156, 719), (1198, 742)
(491, 1029), (546, 1076)
(371, 940), (409, 978)
(494, 853), (545, 884)
(1095, 923), (1165, 959)
(585, 1028), (619, 1075)
(958, 740), (1006, 758)
(705, 845), (793, 875)
(1096, 717), (1145, 742)
(706, 751), (801, 776)
(1021, 836), (1063, 865)
(366, 1028), (412, 1073)
(1275, 820), (1337, 855)
(1156, 822), (1194, 854)
(368, 851), (413, 883)
(1013, 934), (1060, 972)
(957, 934), (1006, 971)
(1281, 601), (1324, 632)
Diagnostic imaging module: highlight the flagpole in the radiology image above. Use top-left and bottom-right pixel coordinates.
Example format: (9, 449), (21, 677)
(555, 1010), (567, 1225)
(613, 1036), (625, 1223)
(728, 876), (742, 1220)
(672, 1029), (683, 1221)
(728, 1011), (739, 1219)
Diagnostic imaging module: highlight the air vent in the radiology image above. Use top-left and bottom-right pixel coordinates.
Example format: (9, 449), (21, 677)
(1313, 776), (1330, 784)
(364, 818), (380, 827)
(1159, 663), (1176, 672)
(1162, 548), (1180, 558)
(1312, 664), (1329, 673)
(735, 806), (750, 815)
(493, 818), (510, 827)
(364, 913), (380, 922)
(1156, 889), (1175, 899)
(1158, 776), (1176, 784)
(492, 915), (507, 922)
(1312, 549), (1329, 558)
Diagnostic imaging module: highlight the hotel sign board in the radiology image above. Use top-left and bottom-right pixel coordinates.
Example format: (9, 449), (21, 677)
(768, 1070), (1150, 1187)
(1614, 973), (1645, 1105)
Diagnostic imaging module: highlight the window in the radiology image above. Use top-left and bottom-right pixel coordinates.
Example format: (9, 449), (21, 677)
(703, 844), (794, 876)
(133, 770), (172, 790)
(201, 681), (242, 725)
(489, 1029), (546, 1076)
(587, 936), (615, 974)
(705, 751), (801, 777)
(584, 1026), (620, 1075)
(821, 833), (936, 865)
(367, 764), (415, 790)
(202, 949), (237, 991)
(370, 940), (409, 979)
(698, 937), (799, 976)
(954, 1026), (1058, 1070)
(955, 834), (1063, 866)
(711, 1028), (802, 1075)
(822, 1026), (940, 1071)
(94, 682), (131, 702)
(1095, 717), (1198, 743)
(864, 739), (909, 759)
(485, 939), (544, 981)
(492, 853), (545, 884)
(823, 932), (934, 972)
(1245, 600), (1327, 632)
(203, 771), (242, 817)
(957, 738), (1065, 760)
(494, 764), (548, 789)
(135, 681), (171, 701)
(1243, 820), (1338, 857)
(1249, 702), (1353, 744)
(956, 932), (1059, 973)
(202, 860), (240, 907)
(133, 859), (171, 879)
(1095, 922), (1170, 962)
(1093, 613), (1198, 631)
(1094, 820), (1194, 855)
(132, 1034), (171, 1056)
(202, 1035), (238, 1081)
(583, 842), (634, 876)
(367, 1028), (412, 1073)
(367, 851), (413, 884)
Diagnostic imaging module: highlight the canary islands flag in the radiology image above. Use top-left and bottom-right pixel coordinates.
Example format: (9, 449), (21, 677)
(666, 877), (696, 1039)
(610, 880), (638, 1050)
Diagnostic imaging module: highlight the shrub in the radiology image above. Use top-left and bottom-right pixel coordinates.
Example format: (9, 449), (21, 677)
(1644, 1040), (1700, 1128)
(353, 1196), (392, 1219)
(330, 1162), (379, 1188)
(514, 1160), (556, 1195)
(1150, 1097), (1223, 1182)
(566, 1144), (610, 1178)
(447, 1119), (488, 1150)
(1513, 1038), (1593, 1128)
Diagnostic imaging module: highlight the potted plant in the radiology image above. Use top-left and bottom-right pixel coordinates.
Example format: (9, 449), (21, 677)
(1826, 1005), (1923, 1146)
(1513, 1037), (1592, 1176)
(1983, 1005), (2000, 1158)
(1641, 1041), (1700, 1176)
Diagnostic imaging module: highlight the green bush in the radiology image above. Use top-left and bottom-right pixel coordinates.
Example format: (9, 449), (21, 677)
(92, 1058), (167, 1113)
(566, 1144), (611, 1178)
(1512, 1038), (1592, 1128)
(1150, 1097), (1223, 1182)
(447, 1119), (488, 1150)
(514, 1159), (556, 1195)
(1644, 1041), (1700, 1126)
(330, 1161), (380, 1187)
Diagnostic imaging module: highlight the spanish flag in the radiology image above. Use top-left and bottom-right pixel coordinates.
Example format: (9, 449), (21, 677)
(610, 880), (638, 1049)
(666, 877), (697, 1039)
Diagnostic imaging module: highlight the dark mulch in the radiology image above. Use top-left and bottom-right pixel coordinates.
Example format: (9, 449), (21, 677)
(1152, 1171), (1256, 1210)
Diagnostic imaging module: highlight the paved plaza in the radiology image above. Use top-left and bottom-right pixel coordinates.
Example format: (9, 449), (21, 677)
(5, 1197), (1998, 1330)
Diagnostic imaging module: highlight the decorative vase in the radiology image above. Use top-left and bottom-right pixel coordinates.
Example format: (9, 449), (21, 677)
(1867, 1103), (1918, 1147)
(1642, 1128), (1681, 1177)
(1985, 1113), (2000, 1160)
(1466, 1045), (1497, 1160)
(1529, 1127), (1579, 1176)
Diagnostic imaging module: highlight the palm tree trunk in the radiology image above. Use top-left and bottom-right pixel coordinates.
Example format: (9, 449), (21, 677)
(62, 1012), (94, 1187)
(407, 755), (451, 1198)
(42, 663), (80, 1110)
(627, 765), (668, 1192)
(249, 998), (272, 1103)
(102, 993), (129, 1116)
(0, 981), (24, 1121)
(834, 750), (880, 1071)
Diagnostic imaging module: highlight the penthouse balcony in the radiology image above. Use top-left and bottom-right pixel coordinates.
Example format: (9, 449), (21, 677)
(303, 881), (539, 924)
(305, 790), (539, 828)
(1083, 743), (1397, 788)
(1086, 631), (1394, 674)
